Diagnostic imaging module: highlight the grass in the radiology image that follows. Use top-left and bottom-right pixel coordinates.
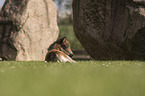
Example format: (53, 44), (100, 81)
(0, 61), (145, 96)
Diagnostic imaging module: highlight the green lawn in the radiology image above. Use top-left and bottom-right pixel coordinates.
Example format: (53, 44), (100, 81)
(0, 61), (145, 96)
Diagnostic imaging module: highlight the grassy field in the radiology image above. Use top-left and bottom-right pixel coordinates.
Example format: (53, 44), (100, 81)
(0, 61), (145, 96)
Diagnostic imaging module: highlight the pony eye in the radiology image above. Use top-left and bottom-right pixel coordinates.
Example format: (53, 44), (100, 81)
(62, 45), (67, 49)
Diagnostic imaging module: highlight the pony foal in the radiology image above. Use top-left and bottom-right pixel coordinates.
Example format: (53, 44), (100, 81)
(45, 37), (76, 63)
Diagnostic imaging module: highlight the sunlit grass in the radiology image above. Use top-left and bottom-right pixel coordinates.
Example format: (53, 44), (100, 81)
(0, 61), (145, 96)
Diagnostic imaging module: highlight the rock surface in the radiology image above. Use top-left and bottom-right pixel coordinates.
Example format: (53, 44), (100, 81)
(73, 0), (145, 60)
(0, 0), (59, 61)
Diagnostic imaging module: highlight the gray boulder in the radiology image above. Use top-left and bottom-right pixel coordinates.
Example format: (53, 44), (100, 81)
(73, 0), (145, 60)
(0, 0), (59, 61)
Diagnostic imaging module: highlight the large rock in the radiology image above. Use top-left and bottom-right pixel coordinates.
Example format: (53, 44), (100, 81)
(73, 0), (145, 60)
(0, 0), (59, 61)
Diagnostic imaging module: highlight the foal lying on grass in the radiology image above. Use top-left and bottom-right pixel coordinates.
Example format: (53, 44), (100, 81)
(45, 37), (76, 63)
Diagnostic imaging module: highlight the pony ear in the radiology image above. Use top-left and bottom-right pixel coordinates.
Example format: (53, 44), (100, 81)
(62, 37), (67, 43)
(57, 37), (67, 44)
